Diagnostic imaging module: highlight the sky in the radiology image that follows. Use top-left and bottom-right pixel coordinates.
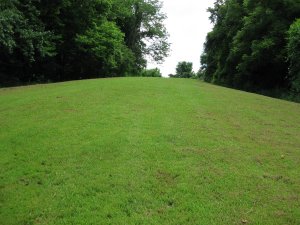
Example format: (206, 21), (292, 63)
(147, 0), (215, 77)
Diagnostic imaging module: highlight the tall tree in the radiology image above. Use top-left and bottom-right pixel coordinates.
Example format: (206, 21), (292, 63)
(201, 0), (244, 85)
(112, 0), (170, 71)
(174, 61), (194, 78)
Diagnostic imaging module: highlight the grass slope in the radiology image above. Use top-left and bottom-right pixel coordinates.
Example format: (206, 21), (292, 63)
(1, 78), (300, 225)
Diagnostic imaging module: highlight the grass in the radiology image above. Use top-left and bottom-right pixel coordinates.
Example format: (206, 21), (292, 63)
(1, 77), (300, 225)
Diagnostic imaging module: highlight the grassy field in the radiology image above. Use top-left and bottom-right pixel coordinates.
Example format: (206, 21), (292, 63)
(1, 77), (300, 225)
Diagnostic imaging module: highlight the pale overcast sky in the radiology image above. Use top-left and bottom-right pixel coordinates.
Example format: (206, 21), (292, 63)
(148, 0), (214, 77)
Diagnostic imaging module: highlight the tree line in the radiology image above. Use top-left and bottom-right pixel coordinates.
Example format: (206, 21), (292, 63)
(0, 0), (169, 86)
(201, 0), (300, 101)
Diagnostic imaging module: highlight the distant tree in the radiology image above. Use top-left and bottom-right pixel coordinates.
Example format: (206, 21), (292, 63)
(140, 68), (162, 77)
(175, 61), (194, 78)
(287, 19), (300, 96)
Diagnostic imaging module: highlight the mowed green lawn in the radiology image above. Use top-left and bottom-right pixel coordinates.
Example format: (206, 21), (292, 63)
(1, 78), (300, 225)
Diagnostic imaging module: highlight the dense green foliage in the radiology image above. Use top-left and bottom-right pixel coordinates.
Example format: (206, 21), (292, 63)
(1, 78), (300, 224)
(287, 19), (300, 97)
(0, 0), (169, 86)
(170, 61), (194, 78)
(201, 0), (300, 100)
